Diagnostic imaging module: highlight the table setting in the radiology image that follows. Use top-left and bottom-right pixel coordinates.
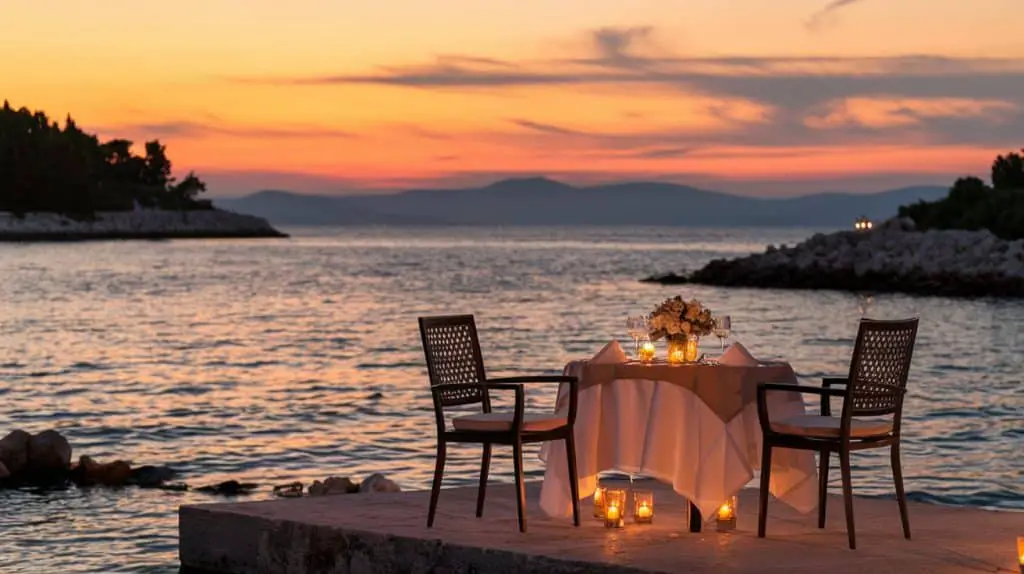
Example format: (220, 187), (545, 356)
(539, 295), (819, 530)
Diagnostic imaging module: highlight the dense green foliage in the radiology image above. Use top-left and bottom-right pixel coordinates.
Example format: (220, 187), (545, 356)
(898, 149), (1024, 240)
(0, 101), (210, 216)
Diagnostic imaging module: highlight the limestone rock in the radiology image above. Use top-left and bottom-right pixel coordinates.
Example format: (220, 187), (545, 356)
(72, 455), (132, 486)
(308, 476), (358, 496)
(273, 482), (304, 498)
(129, 465), (176, 488)
(0, 429), (31, 476)
(26, 430), (72, 475)
(195, 480), (257, 496)
(359, 473), (401, 494)
(657, 226), (1024, 298)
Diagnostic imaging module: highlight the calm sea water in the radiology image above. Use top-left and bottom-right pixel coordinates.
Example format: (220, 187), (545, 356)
(0, 226), (1021, 573)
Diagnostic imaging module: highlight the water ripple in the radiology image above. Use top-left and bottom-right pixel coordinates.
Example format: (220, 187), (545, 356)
(0, 225), (1020, 573)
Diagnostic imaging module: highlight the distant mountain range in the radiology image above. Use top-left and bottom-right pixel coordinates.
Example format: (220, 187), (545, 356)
(213, 177), (948, 227)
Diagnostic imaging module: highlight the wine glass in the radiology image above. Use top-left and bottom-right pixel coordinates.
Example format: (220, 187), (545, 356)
(713, 315), (732, 351)
(626, 315), (646, 357)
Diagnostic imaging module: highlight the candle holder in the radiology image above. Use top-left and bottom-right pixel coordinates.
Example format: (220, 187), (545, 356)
(667, 339), (686, 364)
(633, 490), (654, 524)
(592, 486), (607, 519)
(716, 495), (738, 532)
(603, 489), (626, 528)
(1017, 535), (1023, 574)
(638, 340), (656, 362)
(684, 336), (700, 362)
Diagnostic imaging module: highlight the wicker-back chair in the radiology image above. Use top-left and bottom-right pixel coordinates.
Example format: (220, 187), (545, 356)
(756, 318), (919, 549)
(418, 314), (580, 533)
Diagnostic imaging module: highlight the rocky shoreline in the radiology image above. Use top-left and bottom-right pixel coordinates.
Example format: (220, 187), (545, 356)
(0, 209), (286, 241)
(644, 218), (1024, 298)
(1, 428), (401, 498)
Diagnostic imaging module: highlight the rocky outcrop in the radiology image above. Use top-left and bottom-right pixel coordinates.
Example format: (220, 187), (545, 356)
(0, 209), (286, 241)
(359, 473), (401, 494)
(644, 218), (1024, 298)
(0, 429), (72, 482)
(308, 476), (359, 497)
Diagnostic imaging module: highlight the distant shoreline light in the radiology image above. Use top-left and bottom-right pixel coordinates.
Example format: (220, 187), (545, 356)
(854, 216), (874, 231)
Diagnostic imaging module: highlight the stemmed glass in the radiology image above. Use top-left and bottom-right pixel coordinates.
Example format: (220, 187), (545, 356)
(713, 315), (732, 351)
(626, 315), (648, 358)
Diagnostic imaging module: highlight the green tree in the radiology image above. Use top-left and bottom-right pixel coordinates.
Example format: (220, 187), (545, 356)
(0, 102), (210, 216)
(897, 148), (1024, 239)
(992, 150), (1024, 190)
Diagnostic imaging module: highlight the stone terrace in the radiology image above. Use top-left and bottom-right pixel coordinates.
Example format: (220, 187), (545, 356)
(180, 480), (1023, 574)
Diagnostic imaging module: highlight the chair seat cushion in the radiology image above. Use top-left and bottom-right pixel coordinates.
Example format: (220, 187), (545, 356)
(771, 414), (893, 438)
(452, 412), (567, 433)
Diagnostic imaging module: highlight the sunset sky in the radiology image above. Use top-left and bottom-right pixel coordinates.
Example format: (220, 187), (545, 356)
(4, 0), (1023, 196)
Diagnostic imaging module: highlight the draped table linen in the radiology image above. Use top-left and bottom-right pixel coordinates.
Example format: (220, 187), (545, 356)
(540, 358), (818, 520)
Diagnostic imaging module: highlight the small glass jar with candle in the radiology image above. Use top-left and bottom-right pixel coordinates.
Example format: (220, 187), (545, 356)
(592, 486), (607, 519)
(716, 495), (738, 532)
(1017, 535), (1023, 574)
(603, 489), (626, 528)
(667, 339), (687, 364)
(633, 490), (654, 524)
(638, 339), (656, 362)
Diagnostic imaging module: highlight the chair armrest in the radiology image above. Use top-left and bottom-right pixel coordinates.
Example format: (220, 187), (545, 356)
(431, 382), (526, 432)
(487, 376), (579, 428)
(756, 383), (846, 434)
(760, 383), (846, 397)
(486, 375), (577, 384)
(820, 378), (847, 415)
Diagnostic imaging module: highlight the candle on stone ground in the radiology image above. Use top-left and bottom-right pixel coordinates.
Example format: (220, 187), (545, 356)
(593, 486), (607, 518)
(716, 496), (738, 532)
(633, 490), (654, 524)
(604, 489), (626, 528)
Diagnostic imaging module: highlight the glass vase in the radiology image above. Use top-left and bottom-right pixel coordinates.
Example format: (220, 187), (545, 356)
(667, 336), (699, 363)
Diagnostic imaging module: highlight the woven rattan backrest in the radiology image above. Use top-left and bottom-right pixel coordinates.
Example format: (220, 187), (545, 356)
(845, 318), (919, 416)
(418, 315), (487, 407)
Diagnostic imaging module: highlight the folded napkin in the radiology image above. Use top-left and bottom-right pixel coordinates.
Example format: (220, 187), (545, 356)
(719, 342), (758, 366)
(592, 340), (628, 364)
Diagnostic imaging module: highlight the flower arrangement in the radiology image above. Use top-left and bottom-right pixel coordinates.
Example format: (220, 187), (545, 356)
(647, 296), (715, 342)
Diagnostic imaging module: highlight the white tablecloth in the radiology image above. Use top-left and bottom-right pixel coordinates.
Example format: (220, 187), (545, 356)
(539, 360), (818, 520)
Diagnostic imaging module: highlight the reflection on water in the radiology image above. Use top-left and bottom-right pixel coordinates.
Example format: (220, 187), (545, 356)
(0, 226), (1021, 573)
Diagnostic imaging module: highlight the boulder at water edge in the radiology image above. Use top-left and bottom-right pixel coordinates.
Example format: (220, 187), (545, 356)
(26, 430), (72, 476)
(359, 473), (401, 493)
(71, 455), (133, 486)
(129, 465), (176, 488)
(308, 476), (359, 496)
(0, 429), (31, 476)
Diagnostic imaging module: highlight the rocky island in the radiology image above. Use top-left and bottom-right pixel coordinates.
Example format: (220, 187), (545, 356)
(0, 101), (285, 241)
(645, 149), (1024, 298)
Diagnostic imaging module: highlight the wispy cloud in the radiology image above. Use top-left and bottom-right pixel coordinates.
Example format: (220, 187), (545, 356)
(510, 119), (591, 136)
(222, 26), (1024, 152)
(807, 0), (866, 31)
(97, 120), (358, 140)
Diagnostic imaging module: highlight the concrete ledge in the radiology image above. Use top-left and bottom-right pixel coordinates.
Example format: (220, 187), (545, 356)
(179, 481), (1022, 574)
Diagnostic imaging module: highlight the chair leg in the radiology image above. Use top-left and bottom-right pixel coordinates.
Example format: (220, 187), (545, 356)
(818, 450), (830, 529)
(476, 443), (491, 518)
(757, 443), (773, 538)
(565, 434), (581, 527)
(512, 440), (527, 533)
(839, 447), (856, 550)
(891, 443), (911, 540)
(427, 441), (447, 528)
